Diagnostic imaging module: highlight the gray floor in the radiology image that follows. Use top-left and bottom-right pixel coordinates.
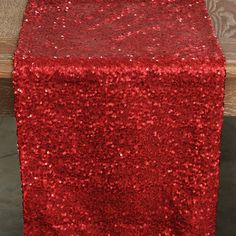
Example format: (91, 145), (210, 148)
(0, 117), (235, 236)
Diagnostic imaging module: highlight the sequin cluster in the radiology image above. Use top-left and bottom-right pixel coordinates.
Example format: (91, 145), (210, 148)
(13, 0), (225, 235)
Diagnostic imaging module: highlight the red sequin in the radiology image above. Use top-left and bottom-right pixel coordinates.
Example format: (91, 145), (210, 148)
(13, 0), (225, 235)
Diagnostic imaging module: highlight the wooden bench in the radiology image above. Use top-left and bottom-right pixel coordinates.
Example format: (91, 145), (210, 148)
(0, 0), (236, 116)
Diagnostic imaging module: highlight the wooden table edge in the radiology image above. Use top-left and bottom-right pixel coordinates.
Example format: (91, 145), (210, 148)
(1, 39), (236, 116)
(0, 40), (236, 80)
(1, 60), (236, 80)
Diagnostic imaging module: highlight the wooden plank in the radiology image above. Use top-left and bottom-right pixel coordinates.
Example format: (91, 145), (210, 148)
(0, 0), (236, 116)
(0, 41), (14, 79)
(0, 0), (26, 79)
(0, 0), (27, 39)
(206, 0), (236, 40)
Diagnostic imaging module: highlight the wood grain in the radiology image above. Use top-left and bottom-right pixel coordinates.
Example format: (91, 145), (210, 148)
(0, 0), (27, 39)
(206, 0), (236, 40)
(0, 0), (26, 79)
(0, 0), (236, 116)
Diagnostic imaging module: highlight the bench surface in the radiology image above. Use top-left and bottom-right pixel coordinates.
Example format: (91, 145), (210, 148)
(0, 0), (236, 116)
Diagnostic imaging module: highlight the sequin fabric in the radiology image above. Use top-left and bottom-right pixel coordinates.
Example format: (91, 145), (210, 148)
(13, 0), (226, 235)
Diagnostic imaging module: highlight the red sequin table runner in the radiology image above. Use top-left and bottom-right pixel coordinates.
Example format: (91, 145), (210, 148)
(13, 0), (225, 235)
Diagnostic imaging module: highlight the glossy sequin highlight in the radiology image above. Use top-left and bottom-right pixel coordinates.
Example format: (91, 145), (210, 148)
(13, 0), (225, 235)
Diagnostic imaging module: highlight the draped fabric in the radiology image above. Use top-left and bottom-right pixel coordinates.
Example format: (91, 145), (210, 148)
(13, 0), (225, 235)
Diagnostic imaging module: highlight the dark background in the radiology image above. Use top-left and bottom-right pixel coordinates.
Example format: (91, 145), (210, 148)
(0, 116), (235, 236)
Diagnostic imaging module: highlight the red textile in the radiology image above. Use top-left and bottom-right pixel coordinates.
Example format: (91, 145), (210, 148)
(13, 0), (225, 235)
